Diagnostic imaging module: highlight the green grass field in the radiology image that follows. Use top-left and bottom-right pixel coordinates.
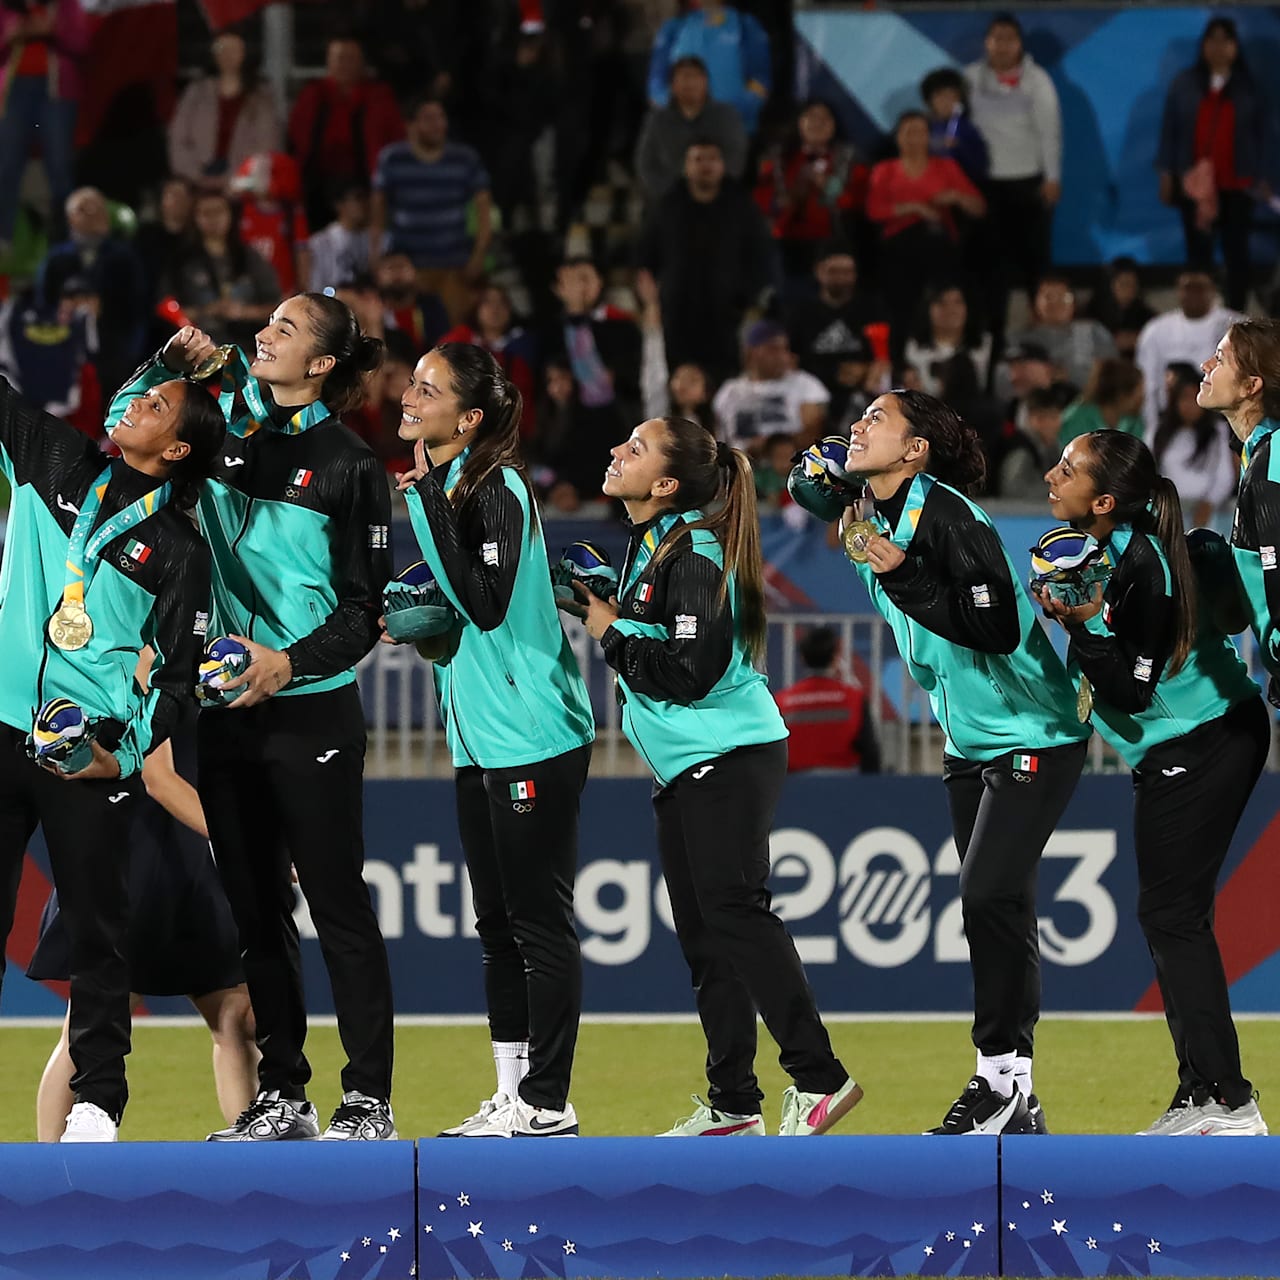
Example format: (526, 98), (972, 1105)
(2, 1016), (1279, 1142)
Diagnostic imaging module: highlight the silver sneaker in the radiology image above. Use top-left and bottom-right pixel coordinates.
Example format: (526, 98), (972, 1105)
(439, 1092), (509, 1137)
(1137, 1096), (1213, 1136)
(206, 1090), (320, 1142)
(320, 1091), (398, 1140)
(1197, 1098), (1269, 1136)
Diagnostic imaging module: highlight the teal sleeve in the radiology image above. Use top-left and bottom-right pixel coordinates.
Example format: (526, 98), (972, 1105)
(105, 355), (173, 431)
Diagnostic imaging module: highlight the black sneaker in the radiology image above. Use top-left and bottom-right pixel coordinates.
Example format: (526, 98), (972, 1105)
(927, 1076), (1028, 1135)
(320, 1091), (399, 1140)
(1009, 1093), (1051, 1134)
(206, 1089), (320, 1142)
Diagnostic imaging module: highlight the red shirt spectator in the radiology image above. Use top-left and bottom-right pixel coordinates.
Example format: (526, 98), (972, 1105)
(866, 153), (983, 241)
(773, 627), (880, 772)
(238, 197), (308, 296)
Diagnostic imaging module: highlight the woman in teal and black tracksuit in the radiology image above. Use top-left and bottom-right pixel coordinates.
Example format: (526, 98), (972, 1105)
(1040, 430), (1269, 1137)
(392, 342), (594, 1138)
(791, 389), (1090, 1136)
(111, 295), (397, 1143)
(0, 370), (222, 1141)
(573, 415), (861, 1139)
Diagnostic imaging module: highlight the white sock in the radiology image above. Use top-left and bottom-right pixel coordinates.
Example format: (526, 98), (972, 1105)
(976, 1051), (1016, 1097)
(1013, 1056), (1033, 1098)
(493, 1040), (529, 1100)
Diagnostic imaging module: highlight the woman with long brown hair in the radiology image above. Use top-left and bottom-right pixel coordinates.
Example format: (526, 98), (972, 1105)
(572, 415), (861, 1138)
(1040, 430), (1268, 1136)
(392, 341), (595, 1138)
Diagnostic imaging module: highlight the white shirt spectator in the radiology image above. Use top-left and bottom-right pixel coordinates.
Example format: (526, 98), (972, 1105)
(712, 369), (830, 448)
(306, 221), (370, 292)
(964, 54), (1061, 183)
(1150, 418), (1239, 520)
(1136, 304), (1242, 432)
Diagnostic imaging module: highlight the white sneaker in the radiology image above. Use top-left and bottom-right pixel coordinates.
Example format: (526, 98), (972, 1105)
(657, 1096), (765, 1137)
(1197, 1098), (1269, 1136)
(460, 1094), (579, 1137)
(60, 1102), (118, 1143)
(439, 1092), (509, 1137)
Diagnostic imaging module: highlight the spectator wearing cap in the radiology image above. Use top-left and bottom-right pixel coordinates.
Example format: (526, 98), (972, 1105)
(303, 183), (371, 292)
(637, 139), (776, 386)
(1000, 339), (1075, 433)
(754, 99), (869, 289)
(1157, 16), (1264, 313)
(785, 242), (887, 424)
(965, 13), (1061, 341)
(1134, 266), (1241, 432)
(288, 35), (404, 229)
(774, 627), (880, 773)
(646, 0), (771, 135)
(711, 320), (829, 452)
(903, 283), (993, 399)
(1014, 273), (1115, 391)
(369, 96), (492, 325)
(1082, 256), (1155, 361)
(636, 56), (746, 203)
(921, 67), (989, 186)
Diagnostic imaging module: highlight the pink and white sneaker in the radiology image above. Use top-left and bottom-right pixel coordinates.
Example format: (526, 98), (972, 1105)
(657, 1096), (765, 1136)
(779, 1077), (864, 1135)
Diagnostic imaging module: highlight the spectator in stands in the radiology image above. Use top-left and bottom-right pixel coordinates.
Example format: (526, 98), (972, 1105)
(668, 361), (714, 433)
(646, 0), (770, 135)
(754, 100), (868, 288)
(230, 151), (309, 297)
(995, 385), (1066, 499)
(303, 183), (371, 292)
(163, 190), (277, 350)
(1059, 357), (1145, 446)
(637, 139), (776, 385)
(636, 56), (746, 203)
(167, 27), (281, 194)
(1082, 256), (1156, 361)
(0, 0), (88, 253)
(1152, 361), (1239, 528)
(712, 319), (828, 451)
(353, 0), (485, 109)
(38, 187), (144, 398)
(866, 111), (984, 355)
(1136, 266), (1242, 432)
(904, 283), (993, 399)
(533, 359), (616, 512)
(785, 241), (886, 426)
(1157, 16), (1264, 313)
(440, 282), (538, 438)
(965, 13), (1062, 342)
(921, 67), (989, 186)
(288, 34), (403, 229)
(753, 430), (796, 508)
(376, 252), (449, 354)
(1015, 273), (1116, 391)
(136, 177), (195, 306)
(370, 96), (492, 326)
(999, 339), (1076, 439)
(774, 627), (880, 773)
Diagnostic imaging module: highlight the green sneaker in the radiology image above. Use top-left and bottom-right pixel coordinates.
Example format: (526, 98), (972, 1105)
(779, 1077), (864, 1135)
(656, 1095), (765, 1137)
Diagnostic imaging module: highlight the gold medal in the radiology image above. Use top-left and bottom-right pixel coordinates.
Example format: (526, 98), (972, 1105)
(192, 344), (236, 381)
(843, 519), (878, 564)
(49, 600), (93, 651)
(1076, 676), (1094, 723)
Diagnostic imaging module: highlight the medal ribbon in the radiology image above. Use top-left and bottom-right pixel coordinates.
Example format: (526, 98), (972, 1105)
(1241, 420), (1278, 473)
(622, 510), (684, 598)
(61, 465), (172, 608)
(209, 346), (332, 439)
(868, 473), (933, 549)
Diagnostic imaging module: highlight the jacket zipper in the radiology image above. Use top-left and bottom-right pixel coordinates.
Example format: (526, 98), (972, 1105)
(616, 685), (664, 782)
(229, 497), (260, 639)
(448, 674), (478, 767)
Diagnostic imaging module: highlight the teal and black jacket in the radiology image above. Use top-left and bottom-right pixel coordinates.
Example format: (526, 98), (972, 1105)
(601, 508), (787, 787)
(1065, 524), (1257, 768)
(1231, 418), (1280, 676)
(111, 354), (392, 696)
(0, 376), (210, 777)
(405, 451), (594, 770)
(853, 474), (1089, 761)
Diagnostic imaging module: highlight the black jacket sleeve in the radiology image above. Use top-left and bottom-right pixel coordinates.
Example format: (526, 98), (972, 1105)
(118, 538), (212, 774)
(601, 548), (734, 704)
(874, 521), (1021, 654)
(856, 710), (881, 774)
(411, 467), (522, 631)
(1066, 543), (1173, 714)
(0, 374), (97, 487)
(285, 453), (392, 678)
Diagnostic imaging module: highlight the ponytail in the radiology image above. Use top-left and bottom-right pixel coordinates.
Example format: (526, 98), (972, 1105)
(299, 291), (385, 414)
(168, 379), (226, 510)
(1079, 431), (1197, 676)
(432, 341), (528, 514)
(892, 388), (987, 494)
(650, 418), (767, 660)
